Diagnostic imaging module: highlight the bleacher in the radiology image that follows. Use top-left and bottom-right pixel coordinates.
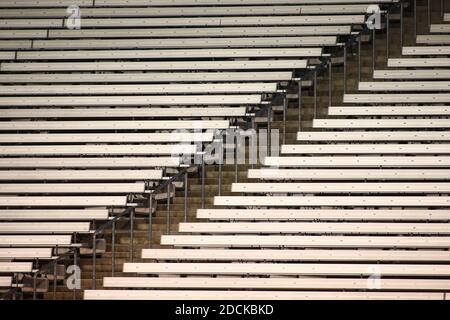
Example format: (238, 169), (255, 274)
(3, 0), (449, 301)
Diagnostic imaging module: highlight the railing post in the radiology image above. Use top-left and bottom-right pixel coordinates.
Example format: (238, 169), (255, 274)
(372, 27), (376, 74)
(53, 246), (58, 300)
(297, 79), (302, 130)
(234, 127), (239, 183)
(386, 11), (390, 65)
(111, 220), (116, 276)
(166, 183), (171, 234)
(267, 103), (272, 156)
(201, 152), (205, 208)
(130, 208), (134, 262)
(414, 0), (417, 41)
(282, 91), (287, 145)
(92, 232), (96, 290)
(344, 44), (347, 93)
(358, 34), (361, 82)
(218, 140), (222, 196)
(428, 0), (431, 31)
(184, 172), (188, 222)
(313, 68), (317, 118)
(148, 193), (153, 248)
(400, 0), (403, 50)
(328, 59), (332, 107)
(73, 237), (77, 300)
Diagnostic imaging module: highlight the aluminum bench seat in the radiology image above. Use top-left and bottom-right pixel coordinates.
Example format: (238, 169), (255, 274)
(388, 58), (450, 67)
(141, 248), (450, 261)
(47, 27), (349, 38)
(280, 144), (450, 154)
(214, 195), (450, 206)
(0, 235), (72, 246)
(374, 69), (450, 79)
(0, 120), (229, 130)
(358, 82), (450, 91)
(1, 60), (307, 72)
(231, 182), (450, 193)
(328, 106), (450, 116)
(178, 222), (450, 234)
(0, 222), (90, 233)
(0, 107), (247, 119)
(0, 209), (108, 221)
(296, 131), (450, 141)
(313, 119), (450, 129)
(0, 262), (32, 273)
(0, 277), (11, 287)
(0, 183), (146, 194)
(0, 196), (127, 207)
(0, 5), (369, 18)
(344, 93), (450, 104)
(16, 48), (321, 60)
(83, 290), (443, 300)
(264, 155), (450, 168)
(160, 234), (450, 248)
(122, 262), (450, 276)
(402, 46), (450, 55)
(0, 157), (181, 168)
(0, 248), (53, 259)
(0, 133), (212, 144)
(0, 145), (195, 156)
(102, 277), (450, 291)
(416, 35), (450, 45)
(247, 169), (450, 180)
(0, 96), (260, 106)
(0, 71), (294, 83)
(196, 208), (450, 221)
(31, 37), (337, 50)
(0, 170), (162, 181)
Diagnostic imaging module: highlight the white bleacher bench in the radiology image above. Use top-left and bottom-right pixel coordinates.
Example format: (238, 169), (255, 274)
(0, 133), (212, 144)
(0, 222), (90, 233)
(46, 26), (349, 39)
(102, 277), (450, 291)
(328, 106), (450, 116)
(0, 0), (396, 7)
(0, 15), (365, 29)
(247, 169), (450, 180)
(0, 183), (146, 194)
(1, 60), (307, 72)
(0, 235), (72, 246)
(0, 262), (32, 273)
(0, 107), (246, 119)
(15, 48), (322, 60)
(313, 119), (450, 128)
(344, 93), (450, 103)
(0, 157), (181, 168)
(296, 131), (450, 141)
(0, 40), (31, 50)
(178, 222), (450, 234)
(160, 234), (450, 248)
(374, 69), (450, 79)
(264, 156), (450, 167)
(0, 145), (195, 156)
(445, 13), (450, 21)
(416, 35), (450, 45)
(122, 262), (450, 276)
(141, 248), (450, 261)
(0, 209), (109, 221)
(0, 170), (162, 181)
(30, 36), (337, 50)
(358, 82), (450, 91)
(214, 195), (450, 206)
(430, 24), (450, 32)
(83, 290), (444, 301)
(0, 96), (260, 106)
(231, 182), (450, 193)
(196, 208), (450, 221)
(0, 277), (11, 287)
(0, 196), (127, 207)
(402, 46), (450, 55)
(0, 5), (369, 18)
(0, 84), (277, 95)
(0, 120), (228, 130)
(388, 58), (450, 67)
(0, 248), (53, 259)
(0, 71), (294, 83)
(280, 144), (450, 154)
(0, 52), (14, 60)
